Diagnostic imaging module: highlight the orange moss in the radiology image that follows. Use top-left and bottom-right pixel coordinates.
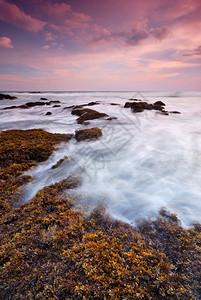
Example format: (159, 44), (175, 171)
(0, 129), (72, 216)
(75, 127), (102, 141)
(0, 129), (200, 300)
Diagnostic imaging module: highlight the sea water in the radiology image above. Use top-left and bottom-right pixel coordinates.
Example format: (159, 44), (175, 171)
(0, 91), (201, 228)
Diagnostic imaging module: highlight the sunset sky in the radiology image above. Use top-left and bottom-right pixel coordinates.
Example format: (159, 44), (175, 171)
(0, 0), (201, 91)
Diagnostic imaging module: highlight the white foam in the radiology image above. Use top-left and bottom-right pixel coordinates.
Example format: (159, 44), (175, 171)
(1, 91), (201, 227)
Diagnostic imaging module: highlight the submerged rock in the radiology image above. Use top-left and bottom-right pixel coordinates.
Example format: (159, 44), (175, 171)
(170, 111), (181, 114)
(51, 156), (68, 169)
(75, 127), (102, 141)
(40, 97), (48, 100)
(0, 93), (17, 100)
(46, 111), (52, 115)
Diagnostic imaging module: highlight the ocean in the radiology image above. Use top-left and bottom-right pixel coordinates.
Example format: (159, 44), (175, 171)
(1, 91), (201, 228)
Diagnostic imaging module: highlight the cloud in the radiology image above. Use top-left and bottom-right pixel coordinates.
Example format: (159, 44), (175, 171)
(183, 45), (201, 56)
(0, 0), (47, 32)
(0, 36), (13, 48)
(43, 45), (50, 50)
(124, 21), (170, 46)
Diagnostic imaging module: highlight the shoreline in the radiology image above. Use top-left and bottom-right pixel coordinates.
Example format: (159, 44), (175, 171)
(0, 128), (200, 299)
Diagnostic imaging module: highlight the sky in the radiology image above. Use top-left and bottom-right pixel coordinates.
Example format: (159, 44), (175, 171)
(0, 0), (201, 91)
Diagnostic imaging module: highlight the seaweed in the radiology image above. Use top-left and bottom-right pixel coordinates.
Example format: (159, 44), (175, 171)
(75, 128), (102, 141)
(0, 129), (200, 300)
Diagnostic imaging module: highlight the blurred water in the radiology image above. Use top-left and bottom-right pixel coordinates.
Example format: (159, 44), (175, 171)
(1, 91), (201, 227)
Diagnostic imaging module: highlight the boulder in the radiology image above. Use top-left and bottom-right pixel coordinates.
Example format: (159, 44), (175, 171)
(71, 108), (108, 124)
(75, 127), (102, 142)
(0, 93), (17, 100)
(46, 112), (52, 115)
(40, 97), (48, 100)
(154, 101), (165, 106)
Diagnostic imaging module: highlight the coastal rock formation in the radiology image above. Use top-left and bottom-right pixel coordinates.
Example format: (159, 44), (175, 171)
(75, 127), (102, 141)
(46, 111), (52, 115)
(0, 93), (17, 100)
(124, 100), (179, 115)
(3, 100), (61, 110)
(72, 108), (108, 124)
(51, 156), (68, 169)
(64, 101), (100, 110)
(0, 128), (200, 300)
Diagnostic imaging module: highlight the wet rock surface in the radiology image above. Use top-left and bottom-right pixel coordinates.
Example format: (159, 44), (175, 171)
(75, 127), (102, 141)
(0, 93), (17, 100)
(0, 128), (200, 300)
(72, 107), (109, 124)
(3, 100), (61, 110)
(124, 99), (180, 115)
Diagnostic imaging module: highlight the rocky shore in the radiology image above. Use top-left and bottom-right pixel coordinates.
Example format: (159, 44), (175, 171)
(0, 125), (200, 299)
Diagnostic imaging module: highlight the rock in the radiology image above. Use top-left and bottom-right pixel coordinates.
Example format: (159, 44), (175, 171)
(51, 156), (68, 169)
(0, 93), (17, 100)
(161, 111), (169, 116)
(170, 111), (181, 114)
(53, 105), (61, 108)
(124, 100), (168, 113)
(71, 108), (108, 124)
(40, 97), (48, 100)
(131, 102), (153, 112)
(25, 101), (46, 107)
(124, 102), (132, 108)
(75, 127), (102, 141)
(154, 101), (166, 106)
(3, 106), (17, 110)
(87, 101), (100, 106)
(30, 91), (41, 93)
(46, 112), (52, 115)
(110, 103), (120, 106)
(49, 100), (61, 104)
(107, 117), (117, 120)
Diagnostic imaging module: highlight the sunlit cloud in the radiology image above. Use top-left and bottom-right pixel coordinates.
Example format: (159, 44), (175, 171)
(0, 0), (46, 32)
(0, 36), (13, 48)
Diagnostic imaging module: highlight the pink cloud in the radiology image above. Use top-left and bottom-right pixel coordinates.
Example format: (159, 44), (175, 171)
(0, 0), (46, 32)
(0, 36), (13, 48)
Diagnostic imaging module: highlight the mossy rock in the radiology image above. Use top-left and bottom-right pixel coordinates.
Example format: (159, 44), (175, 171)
(75, 127), (102, 141)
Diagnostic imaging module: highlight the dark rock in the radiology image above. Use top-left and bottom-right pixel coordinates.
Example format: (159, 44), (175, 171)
(30, 91), (41, 93)
(170, 111), (181, 114)
(154, 101), (166, 106)
(25, 101), (46, 107)
(46, 112), (52, 115)
(19, 105), (29, 109)
(76, 109), (108, 124)
(130, 102), (153, 112)
(87, 101), (100, 106)
(75, 127), (102, 141)
(110, 103), (120, 106)
(40, 97), (48, 100)
(0, 93), (17, 100)
(161, 111), (169, 116)
(153, 103), (163, 111)
(3, 106), (17, 110)
(49, 100), (61, 104)
(53, 105), (61, 108)
(129, 98), (141, 101)
(124, 102), (132, 108)
(51, 156), (68, 169)
(107, 117), (117, 120)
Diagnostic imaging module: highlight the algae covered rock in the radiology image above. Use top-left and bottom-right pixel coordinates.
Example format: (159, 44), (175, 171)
(72, 107), (108, 124)
(75, 127), (102, 141)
